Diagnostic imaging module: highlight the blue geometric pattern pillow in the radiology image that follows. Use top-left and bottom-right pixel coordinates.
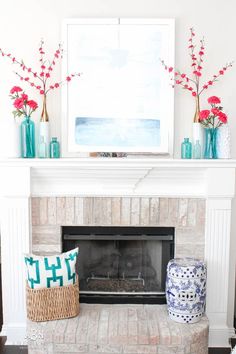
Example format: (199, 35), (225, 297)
(24, 248), (79, 289)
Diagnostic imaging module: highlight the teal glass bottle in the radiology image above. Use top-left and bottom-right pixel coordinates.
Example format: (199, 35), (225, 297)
(20, 116), (35, 158)
(38, 136), (47, 158)
(193, 140), (201, 159)
(204, 128), (218, 159)
(50, 137), (60, 158)
(181, 138), (192, 159)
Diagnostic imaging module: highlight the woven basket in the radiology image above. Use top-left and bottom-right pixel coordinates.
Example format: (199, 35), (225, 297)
(26, 277), (79, 322)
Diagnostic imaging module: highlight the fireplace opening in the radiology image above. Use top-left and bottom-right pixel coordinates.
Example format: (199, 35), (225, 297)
(62, 226), (174, 304)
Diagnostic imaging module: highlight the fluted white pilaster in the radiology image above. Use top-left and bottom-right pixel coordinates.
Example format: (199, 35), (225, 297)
(0, 166), (31, 344)
(205, 198), (232, 347)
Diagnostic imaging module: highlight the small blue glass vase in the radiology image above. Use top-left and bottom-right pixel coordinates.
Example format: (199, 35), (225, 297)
(204, 128), (218, 159)
(181, 138), (192, 159)
(50, 137), (60, 158)
(20, 116), (35, 158)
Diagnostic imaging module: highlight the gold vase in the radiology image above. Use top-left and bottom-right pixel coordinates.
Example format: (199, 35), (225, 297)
(40, 94), (49, 122)
(193, 95), (200, 123)
(39, 94), (50, 157)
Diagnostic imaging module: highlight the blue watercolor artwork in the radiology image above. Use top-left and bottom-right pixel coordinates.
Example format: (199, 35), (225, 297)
(75, 117), (160, 147)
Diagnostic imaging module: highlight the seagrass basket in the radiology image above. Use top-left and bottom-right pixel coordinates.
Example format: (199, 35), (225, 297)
(26, 277), (79, 322)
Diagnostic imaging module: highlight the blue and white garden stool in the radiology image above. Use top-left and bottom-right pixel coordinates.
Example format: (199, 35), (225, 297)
(166, 258), (207, 324)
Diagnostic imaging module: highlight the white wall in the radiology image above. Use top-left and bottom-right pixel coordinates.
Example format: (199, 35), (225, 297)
(0, 0), (235, 328)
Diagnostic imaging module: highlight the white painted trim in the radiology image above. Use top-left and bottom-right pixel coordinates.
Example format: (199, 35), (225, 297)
(208, 327), (231, 348)
(0, 167), (31, 344)
(1, 324), (27, 345)
(205, 197), (233, 348)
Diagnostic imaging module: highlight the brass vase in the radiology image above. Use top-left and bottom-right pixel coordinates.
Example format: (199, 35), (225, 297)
(39, 95), (50, 157)
(192, 95), (203, 157)
(193, 95), (200, 123)
(41, 95), (49, 122)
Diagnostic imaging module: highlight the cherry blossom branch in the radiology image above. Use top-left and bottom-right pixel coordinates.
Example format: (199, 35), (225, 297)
(14, 72), (43, 94)
(160, 60), (196, 84)
(199, 62), (233, 95)
(45, 73), (81, 94)
(160, 59), (197, 96)
(188, 27), (198, 85)
(1, 42), (81, 97)
(0, 48), (42, 82)
(39, 39), (45, 68)
(46, 43), (63, 76)
(161, 28), (233, 102)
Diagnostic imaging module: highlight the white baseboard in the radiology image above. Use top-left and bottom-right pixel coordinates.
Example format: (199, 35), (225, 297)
(209, 326), (233, 347)
(1, 323), (27, 345)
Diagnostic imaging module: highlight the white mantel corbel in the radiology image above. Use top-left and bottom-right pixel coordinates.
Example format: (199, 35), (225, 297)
(0, 159), (235, 346)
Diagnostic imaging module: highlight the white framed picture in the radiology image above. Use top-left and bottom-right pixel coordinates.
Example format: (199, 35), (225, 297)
(61, 18), (175, 157)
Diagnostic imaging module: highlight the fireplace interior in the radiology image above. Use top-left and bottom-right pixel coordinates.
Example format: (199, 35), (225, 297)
(62, 226), (174, 304)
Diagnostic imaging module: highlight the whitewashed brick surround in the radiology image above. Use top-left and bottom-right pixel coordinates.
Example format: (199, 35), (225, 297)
(31, 197), (205, 259)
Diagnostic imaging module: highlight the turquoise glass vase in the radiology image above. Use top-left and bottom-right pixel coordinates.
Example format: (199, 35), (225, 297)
(20, 116), (35, 158)
(49, 137), (60, 158)
(204, 128), (218, 159)
(181, 138), (192, 159)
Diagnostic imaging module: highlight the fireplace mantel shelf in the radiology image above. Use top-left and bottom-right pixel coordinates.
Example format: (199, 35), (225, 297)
(1, 157), (236, 168)
(1, 158), (235, 198)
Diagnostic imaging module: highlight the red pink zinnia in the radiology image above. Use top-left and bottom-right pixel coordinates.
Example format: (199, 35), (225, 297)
(199, 96), (228, 127)
(10, 86), (38, 118)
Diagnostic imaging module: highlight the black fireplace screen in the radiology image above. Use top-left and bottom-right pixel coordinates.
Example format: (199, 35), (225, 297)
(62, 226), (174, 304)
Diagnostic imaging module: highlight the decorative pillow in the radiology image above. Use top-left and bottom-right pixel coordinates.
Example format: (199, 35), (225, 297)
(24, 247), (79, 290)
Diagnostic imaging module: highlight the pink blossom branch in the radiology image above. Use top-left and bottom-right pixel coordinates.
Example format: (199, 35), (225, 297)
(39, 39), (45, 67)
(45, 73), (81, 94)
(161, 27), (233, 103)
(0, 47), (43, 83)
(160, 60), (196, 84)
(199, 62), (233, 95)
(46, 43), (63, 76)
(14, 72), (43, 94)
(188, 28), (196, 67)
(188, 27), (198, 85)
(1, 42), (81, 97)
(160, 59), (197, 96)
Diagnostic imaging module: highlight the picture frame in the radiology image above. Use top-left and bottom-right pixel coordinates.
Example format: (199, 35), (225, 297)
(61, 18), (175, 157)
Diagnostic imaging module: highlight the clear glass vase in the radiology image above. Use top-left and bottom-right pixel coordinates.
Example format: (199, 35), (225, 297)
(204, 128), (218, 159)
(20, 116), (35, 158)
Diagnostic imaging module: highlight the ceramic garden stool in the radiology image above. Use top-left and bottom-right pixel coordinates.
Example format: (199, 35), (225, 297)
(166, 257), (207, 323)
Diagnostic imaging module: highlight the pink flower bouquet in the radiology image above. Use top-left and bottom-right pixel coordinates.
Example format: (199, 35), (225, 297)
(10, 86), (38, 118)
(199, 96), (227, 128)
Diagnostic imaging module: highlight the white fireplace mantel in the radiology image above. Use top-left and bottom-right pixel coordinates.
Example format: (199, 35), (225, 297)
(0, 158), (235, 347)
(1, 158), (236, 197)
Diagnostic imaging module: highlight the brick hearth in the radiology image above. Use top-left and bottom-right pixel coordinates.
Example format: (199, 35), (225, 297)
(27, 304), (209, 354)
